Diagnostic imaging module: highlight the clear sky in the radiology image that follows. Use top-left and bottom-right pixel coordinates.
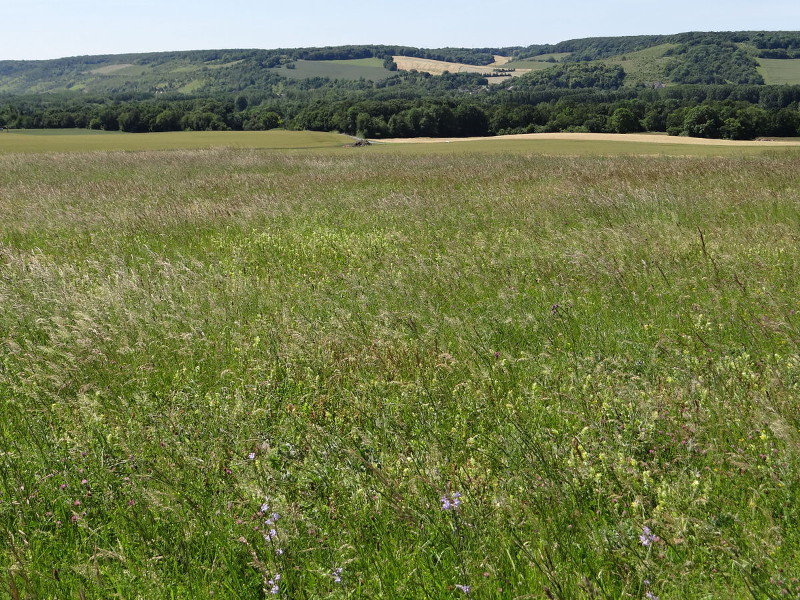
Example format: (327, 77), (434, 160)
(3, 0), (800, 61)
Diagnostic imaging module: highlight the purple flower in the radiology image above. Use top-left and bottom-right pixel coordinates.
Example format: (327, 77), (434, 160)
(639, 526), (659, 546)
(645, 592), (659, 600)
(455, 584), (471, 594)
(332, 567), (343, 583)
(441, 491), (462, 511)
(248, 452), (256, 460)
(268, 573), (280, 594)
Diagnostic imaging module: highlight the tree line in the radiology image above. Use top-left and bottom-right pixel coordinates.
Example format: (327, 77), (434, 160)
(3, 79), (799, 140)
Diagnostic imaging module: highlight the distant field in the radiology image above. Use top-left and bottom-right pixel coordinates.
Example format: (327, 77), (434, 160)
(324, 58), (385, 67)
(393, 55), (530, 80)
(393, 56), (495, 75)
(2, 130), (799, 158)
(520, 51), (573, 61)
(374, 133), (800, 158)
(501, 59), (558, 71)
(605, 43), (677, 85)
(270, 59), (392, 81)
(89, 64), (134, 74)
(0, 130), (352, 153)
(757, 58), (800, 84)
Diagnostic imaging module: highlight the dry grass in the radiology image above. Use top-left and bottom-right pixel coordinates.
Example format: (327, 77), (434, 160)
(392, 55), (529, 80)
(379, 131), (800, 147)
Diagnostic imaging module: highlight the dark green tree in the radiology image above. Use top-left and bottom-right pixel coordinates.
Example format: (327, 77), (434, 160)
(609, 107), (641, 133)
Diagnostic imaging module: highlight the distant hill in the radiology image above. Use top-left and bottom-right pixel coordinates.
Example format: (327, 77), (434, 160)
(1, 32), (800, 96)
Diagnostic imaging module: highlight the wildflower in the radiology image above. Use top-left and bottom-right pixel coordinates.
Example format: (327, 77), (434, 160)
(455, 584), (471, 594)
(248, 452), (256, 460)
(260, 500), (270, 513)
(275, 548), (284, 556)
(267, 573), (280, 595)
(441, 491), (462, 511)
(639, 526), (659, 547)
(332, 567), (343, 583)
(645, 592), (659, 600)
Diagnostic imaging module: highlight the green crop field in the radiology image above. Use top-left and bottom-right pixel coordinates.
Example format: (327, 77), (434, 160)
(1, 134), (800, 599)
(270, 59), (393, 81)
(757, 58), (800, 85)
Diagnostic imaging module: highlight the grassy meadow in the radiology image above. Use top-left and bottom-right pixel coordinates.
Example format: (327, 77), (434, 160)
(756, 58), (800, 85)
(269, 59), (393, 81)
(1, 133), (800, 599)
(0, 130), (352, 154)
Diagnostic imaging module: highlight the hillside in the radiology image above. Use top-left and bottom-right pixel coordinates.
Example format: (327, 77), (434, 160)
(2, 32), (800, 142)
(2, 32), (800, 96)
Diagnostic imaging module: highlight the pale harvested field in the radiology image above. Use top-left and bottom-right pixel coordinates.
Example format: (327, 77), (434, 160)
(379, 132), (800, 146)
(392, 55), (529, 81)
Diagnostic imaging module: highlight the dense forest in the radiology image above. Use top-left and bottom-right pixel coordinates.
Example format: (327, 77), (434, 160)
(2, 31), (800, 140)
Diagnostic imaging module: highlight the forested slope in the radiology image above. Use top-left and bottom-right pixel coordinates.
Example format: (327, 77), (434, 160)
(2, 32), (800, 140)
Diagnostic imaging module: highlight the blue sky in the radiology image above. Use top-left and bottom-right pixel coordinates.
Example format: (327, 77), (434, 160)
(3, 0), (800, 60)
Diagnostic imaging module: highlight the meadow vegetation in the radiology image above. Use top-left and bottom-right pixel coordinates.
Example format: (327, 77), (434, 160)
(1, 138), (799, 599)
(758, 58), (800, 85)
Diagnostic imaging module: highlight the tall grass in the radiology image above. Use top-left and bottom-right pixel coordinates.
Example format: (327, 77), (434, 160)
(1, 147), (799, 598)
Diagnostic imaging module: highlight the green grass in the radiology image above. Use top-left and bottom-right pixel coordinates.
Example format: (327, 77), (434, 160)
(518, 51), (573, 62)
(1, 140), (800, 599)
(508, 45), (677, 85)
(500, 59), (557, 71)
(757, 58), (800, 85)
(325, 58), (385, 67)
(3, 129), (798, 158)
(506, 51), (574, 69)
(602, 43), (678, 85)
(0, 130), (352, 153)
(270, 59), (393, 81)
